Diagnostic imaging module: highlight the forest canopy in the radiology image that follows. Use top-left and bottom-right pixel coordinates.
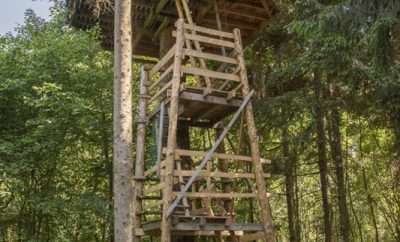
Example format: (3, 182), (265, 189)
(1, 0), (400, 241)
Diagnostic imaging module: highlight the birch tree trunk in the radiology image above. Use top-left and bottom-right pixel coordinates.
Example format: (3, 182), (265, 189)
(113, 0), (133, 241)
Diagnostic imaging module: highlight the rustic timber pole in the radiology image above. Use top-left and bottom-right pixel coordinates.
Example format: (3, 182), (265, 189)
(113, 0), (134, 241)
(161, 19), (185, 242)
(133, 66), (149, 241)
(233, 28), (275, 241)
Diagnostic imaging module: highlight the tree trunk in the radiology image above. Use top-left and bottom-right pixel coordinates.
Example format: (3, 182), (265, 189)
(282, 125), (300, 242)
(313, 74), (332, 242)
(358, 124), (380, 242)
(113, 0), (134, 241)
(328, 87), (351, 242)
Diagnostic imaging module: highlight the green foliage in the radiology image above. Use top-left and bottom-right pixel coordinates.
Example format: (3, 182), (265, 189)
(1, 1), (400, 242)
(0, 9), (116, 242)
(246, 0), (400, 240)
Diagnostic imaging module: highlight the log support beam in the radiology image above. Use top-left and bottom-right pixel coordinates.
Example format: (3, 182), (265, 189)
(161, 19), (185, 242)
(233, 28), (275, 241)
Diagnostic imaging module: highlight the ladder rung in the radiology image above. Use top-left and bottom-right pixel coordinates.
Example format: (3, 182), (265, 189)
(183, 23), (235, 39)
(173, 31), (235, 48)
(183, 49), (238, 65)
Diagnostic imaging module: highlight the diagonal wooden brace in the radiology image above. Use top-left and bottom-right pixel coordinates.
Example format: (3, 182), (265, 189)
(165, 90), (255, 217)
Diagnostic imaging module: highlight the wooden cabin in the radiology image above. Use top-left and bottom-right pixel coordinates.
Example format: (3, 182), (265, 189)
(67, 0), (277, 57)
(67, 1), (278, 241)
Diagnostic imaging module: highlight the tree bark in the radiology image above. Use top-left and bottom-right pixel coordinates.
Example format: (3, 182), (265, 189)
(282, 125), (300, 242)
(113, 0), (134, 241)
(313, 74), (332, 242)
(328, 87), (351, 242)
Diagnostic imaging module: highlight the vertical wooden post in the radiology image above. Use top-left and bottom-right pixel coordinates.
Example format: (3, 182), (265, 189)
(133, 66), (149, 242)
(113, 0), (133, 241)
(233, 28), (275, 242)
(161, 19), (185, 242)
(156, 102), (165, 176)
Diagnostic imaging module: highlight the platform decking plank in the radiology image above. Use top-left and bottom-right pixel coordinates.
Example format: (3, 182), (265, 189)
(179, 91), (242, 106)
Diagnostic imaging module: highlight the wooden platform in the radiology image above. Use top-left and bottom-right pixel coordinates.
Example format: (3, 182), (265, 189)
(178, 88), (243, 125)
(143, 221), (264, 236)
(148, 87), (243, 126)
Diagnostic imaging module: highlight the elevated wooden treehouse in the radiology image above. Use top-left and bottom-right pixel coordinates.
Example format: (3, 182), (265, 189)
(68, 0), (278, 241)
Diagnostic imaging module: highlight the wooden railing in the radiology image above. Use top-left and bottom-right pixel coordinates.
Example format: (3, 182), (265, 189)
(146, 21), (245, 112)
(147, 45), (176, 108)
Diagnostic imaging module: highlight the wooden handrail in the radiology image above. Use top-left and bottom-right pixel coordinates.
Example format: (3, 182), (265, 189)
(150, 65), (173, 91)
(150, 45), (176, 76)
(149, 81), (172, 103)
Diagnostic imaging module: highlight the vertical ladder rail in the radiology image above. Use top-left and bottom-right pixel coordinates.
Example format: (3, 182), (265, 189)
(160, 19), (185, 242)
(233, 28), (275, 242)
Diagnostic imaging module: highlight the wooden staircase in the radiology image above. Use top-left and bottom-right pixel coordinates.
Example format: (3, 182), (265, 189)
(133, 10), (275, 242)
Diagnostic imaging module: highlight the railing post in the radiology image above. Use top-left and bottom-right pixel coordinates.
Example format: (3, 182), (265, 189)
(160, 18), (185, 242)
(133, 65), (150, 241)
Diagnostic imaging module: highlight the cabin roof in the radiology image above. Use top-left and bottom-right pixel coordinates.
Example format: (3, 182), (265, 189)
(67, 0), (278, 57)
